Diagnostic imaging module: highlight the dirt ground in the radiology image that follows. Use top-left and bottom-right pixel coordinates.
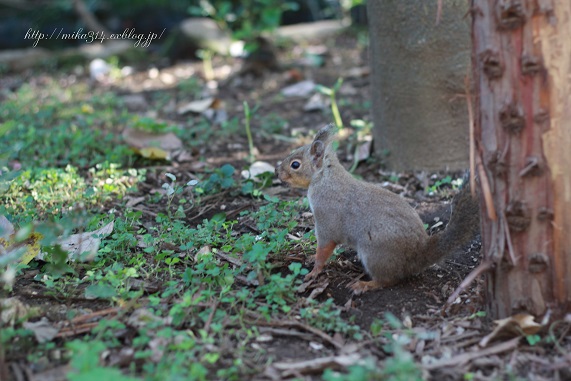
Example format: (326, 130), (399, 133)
(4, 28), (571, 381)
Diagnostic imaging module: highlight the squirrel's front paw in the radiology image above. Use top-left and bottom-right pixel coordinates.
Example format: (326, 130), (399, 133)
(304, 266), (322, 281)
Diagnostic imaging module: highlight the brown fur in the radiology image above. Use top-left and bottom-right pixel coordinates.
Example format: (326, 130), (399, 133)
(276, 124), (480, 294)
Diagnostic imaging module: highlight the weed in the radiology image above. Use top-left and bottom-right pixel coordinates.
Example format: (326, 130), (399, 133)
(243, 101), (256, 163)
(0, 81), (132, 169)
(67, 340), (139, 381)
(177, 77), (202, 95)
(161, 173), (197, 220)
(301, 298), (361, 338)
(194, 164), (236, 195)
(323, 358), (381, 381)
(316, 78), (344, 129)
(130, 116), (171, 134)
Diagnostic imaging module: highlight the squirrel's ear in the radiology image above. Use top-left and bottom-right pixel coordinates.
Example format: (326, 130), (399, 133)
(312, 123), (337, 145)
(310, 140), (325, 167)
(310, 124), (337, 168)
(309, 140), (325, 168)
(310, 123), (337, 168)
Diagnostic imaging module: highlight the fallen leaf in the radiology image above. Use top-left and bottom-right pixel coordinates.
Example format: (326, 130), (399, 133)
(81, 104), (94, 114)
(202, 108), (228, 124)
(479, 313), (542, 347)
(23, 317), (59, 343)
(127, 308), (172, 329)
(241, 161), (275, 180)
(38, 221), (114, 262)
(303, 93), (329, 111)
(339, 83), (358, 96)
(125, 196), (146, 208)
(1, 297), (33, 325)
(148, 336), (168, 363)
(139, 147), (170, 160)
(19, 232), (43, 264)
(308, 280), (329, 300)
(108, 347), (135, 367)
(0, 217), (43, 265)
(281, 80), (315, 98)
(122, 128), (183, 161)
(177, 97), (216, 115)
(355, 139), (372, 163)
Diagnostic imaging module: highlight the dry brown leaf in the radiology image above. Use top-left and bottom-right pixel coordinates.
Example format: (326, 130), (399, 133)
(125, 196), (146, 208)
(37, 221), (114, 262)
(1, 297), (37, 325)
(281, 80), (315, 97)
(177, 97), (216, 115)
(23, 317), (59, 343)
(479, 313), (542, 347)
(122, 127), (183, 161)
(307, 280), (329, 300)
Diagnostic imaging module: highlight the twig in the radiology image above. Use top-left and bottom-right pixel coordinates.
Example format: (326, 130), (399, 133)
(66, 307), (121, 324)
(423, 337), (520, 370)
(444, 259), (494, 310)
(203, 301), (219, 334)
(188, 204), (217, 222)
(247, 318), (343, 349)
(258, 327), (314, 340)
(56, 322), (99, 338)
(271, 354), (361, 377)
(215, 252), (243, 267)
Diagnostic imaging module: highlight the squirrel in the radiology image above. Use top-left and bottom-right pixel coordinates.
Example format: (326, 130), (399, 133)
(276, 124), (480, 294)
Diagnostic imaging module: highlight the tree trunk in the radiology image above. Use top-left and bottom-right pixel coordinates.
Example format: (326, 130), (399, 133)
(472, 0), (571, 319)
(367, 0), (471, 171)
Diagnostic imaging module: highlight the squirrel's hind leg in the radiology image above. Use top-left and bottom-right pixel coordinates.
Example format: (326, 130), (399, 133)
(348, 280), (382, 294)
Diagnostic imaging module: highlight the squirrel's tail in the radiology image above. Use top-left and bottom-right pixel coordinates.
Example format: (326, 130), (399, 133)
(423, 176), (481, 266)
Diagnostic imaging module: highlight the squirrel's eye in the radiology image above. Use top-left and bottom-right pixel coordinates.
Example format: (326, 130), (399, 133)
(290, 161), (301, 170)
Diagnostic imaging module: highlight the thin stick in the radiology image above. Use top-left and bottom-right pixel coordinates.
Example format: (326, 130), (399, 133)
(423, 337), (520, 370)
(67, 307), (121, 324)
(248, 319), (343, 349)
(204, 301), (219, 334)
(444, 259), (494, 309)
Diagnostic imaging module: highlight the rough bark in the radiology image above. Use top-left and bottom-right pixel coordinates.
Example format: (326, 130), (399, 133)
(367, 0), (471, 171)
(472, 0), (571, 319)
